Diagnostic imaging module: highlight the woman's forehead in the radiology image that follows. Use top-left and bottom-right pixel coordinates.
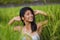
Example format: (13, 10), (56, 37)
(25, 10), (32, 14)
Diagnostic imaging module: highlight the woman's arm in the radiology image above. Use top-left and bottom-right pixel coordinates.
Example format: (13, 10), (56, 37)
(8, 10), (47, 25)
(34, 10), (48, 16)
(37, 20), (48, 35)
(34, 10), (54, 19)
(8, 16), (20, 25)
(14, 26), (22, 32)
(8, 16), (22, 31)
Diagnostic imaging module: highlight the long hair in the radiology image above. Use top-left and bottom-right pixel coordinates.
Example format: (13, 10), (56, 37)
(20, 7), (37, 32)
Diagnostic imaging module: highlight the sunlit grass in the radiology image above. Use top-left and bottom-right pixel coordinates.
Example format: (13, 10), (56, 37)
(0, 4), (60, 40)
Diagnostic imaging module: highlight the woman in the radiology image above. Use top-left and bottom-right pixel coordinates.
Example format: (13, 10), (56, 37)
(8, 7), (48, 40)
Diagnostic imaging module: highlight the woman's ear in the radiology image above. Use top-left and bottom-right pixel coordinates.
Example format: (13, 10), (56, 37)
(22, 17), (24, 20)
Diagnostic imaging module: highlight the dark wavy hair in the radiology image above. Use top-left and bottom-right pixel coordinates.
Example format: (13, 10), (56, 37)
(20, 7), (37, 32)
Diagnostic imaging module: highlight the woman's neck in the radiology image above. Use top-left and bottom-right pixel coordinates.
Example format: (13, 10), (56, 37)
(24, 21), (32, 32)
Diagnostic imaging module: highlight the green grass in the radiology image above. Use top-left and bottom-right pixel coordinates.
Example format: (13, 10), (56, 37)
(0, 4), (60, 40)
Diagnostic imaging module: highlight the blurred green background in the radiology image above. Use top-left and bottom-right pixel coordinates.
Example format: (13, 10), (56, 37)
(0, 4), (60, 40)
(0, 0), (60, 40)
(0, 0), (60, 5)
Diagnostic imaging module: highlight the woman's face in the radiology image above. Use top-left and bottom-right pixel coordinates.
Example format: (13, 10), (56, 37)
(23, 10), (34, 22)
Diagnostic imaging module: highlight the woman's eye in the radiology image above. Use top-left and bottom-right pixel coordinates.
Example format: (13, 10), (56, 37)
(27, 13), (29, 15)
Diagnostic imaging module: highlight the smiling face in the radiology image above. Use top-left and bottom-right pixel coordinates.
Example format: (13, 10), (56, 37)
(22, 10), (34, 22)
(20, 7), (37, 32)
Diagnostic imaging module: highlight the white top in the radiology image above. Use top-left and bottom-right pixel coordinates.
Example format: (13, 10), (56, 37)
(31, 33), (40, 40)
(22, 32), (40, 40)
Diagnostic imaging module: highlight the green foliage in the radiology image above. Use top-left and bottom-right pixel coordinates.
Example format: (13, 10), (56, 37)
(49, 0), (60, 3)
(0, 0), (33, 4)
(0, 0), (60, 5)
(0, 4), (60, 40)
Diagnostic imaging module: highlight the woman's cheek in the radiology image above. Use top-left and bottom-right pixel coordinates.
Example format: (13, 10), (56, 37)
(24, 16), (29, 20)
(26, 16), (29, 20)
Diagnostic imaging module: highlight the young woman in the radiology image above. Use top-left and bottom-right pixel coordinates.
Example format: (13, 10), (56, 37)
(8, 7), (48, 40)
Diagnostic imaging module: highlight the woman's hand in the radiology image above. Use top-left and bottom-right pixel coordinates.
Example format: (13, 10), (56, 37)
(34, 10), (54, 19)
(8, 16), (20, 25)
(13, 16), (20, 21)
(34, 10), (48, 16)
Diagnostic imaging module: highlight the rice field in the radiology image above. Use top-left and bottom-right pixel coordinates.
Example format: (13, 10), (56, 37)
(0, 4), (60, 40)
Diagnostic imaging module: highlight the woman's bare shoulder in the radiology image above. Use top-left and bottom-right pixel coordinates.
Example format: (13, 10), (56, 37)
(14, 26), (23, 31)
